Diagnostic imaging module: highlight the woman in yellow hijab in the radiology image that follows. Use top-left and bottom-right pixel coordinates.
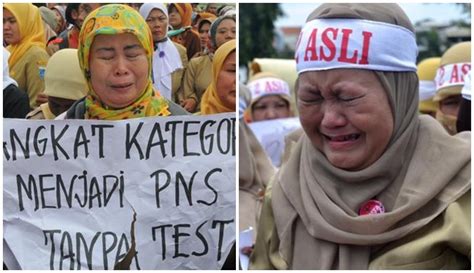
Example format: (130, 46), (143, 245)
(200, 39), (236, 115)
(433, 42), (471, 135)
(417, 57), (441, 117)
(3, 3), (50, 109)
(62, 4), (187, 120)
(180, 15), (236, 113)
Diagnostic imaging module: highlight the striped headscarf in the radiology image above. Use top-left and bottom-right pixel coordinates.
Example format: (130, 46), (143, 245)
(78, 4), (169, 120)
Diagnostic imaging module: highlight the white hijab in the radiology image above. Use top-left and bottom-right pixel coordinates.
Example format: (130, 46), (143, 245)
(139, 3), (183, 100)
(3, 48), (18, 89)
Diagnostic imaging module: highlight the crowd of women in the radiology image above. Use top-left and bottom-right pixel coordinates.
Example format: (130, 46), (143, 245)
(3, 2), (236, 120)
(3, 2), (471, 270)
(240, 3), (471, 270)
(3, 2), (236, 270)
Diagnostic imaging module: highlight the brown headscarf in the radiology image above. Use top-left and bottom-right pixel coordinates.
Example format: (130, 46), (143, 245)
(269, 4), (470, 269)
(239, 83), (275, 237)
(239, 121), (275, 238)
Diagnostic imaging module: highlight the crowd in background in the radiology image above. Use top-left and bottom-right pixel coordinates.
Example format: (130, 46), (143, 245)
(238, 3), (471, 270)
(3, 3), (237, 269)
(240, 40), (471, 268)
(3, 2), (472, 270)
(3, 2), (236, 120)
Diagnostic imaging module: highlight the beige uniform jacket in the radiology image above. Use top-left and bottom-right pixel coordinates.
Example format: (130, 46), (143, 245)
(249, 185), (471, 270)
(171, 42), (188, 103)
(9, 46), (49, 109)
(179, 55), (212, 112)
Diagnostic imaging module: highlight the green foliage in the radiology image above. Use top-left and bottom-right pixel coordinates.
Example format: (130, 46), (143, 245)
(239, 4), (284, 66)
(416, 30), (442, 62)
(456, 3), (471, 16)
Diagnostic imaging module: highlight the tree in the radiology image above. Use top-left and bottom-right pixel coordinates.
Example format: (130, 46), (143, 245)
(239, 4), (284, 67)
(456, 3), (471, 16)
(416, 30), (442, 62)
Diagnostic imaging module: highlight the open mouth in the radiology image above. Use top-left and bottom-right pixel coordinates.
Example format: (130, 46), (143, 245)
(111, 83), (133, 91)
(324, 134), (360, 142)
(323, 133), (361, 150)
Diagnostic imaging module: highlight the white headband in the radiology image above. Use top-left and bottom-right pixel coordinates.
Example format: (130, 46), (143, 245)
(295, 19), (418, 74)
(461, 70), (471, 101)
(247, 77), (291, 103)
(435, 62), (471, 91)
(419, 80), (436, 101)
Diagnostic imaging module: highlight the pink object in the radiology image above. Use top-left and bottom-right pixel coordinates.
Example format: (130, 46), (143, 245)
(359, 199), (385, 216)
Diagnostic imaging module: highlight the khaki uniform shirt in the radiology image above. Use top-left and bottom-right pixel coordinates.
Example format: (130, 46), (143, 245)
(9, 46), (49, 109)
(250, 186), (471, 270)
(171, 42), (188, 103)
(180, 55), (212, 112)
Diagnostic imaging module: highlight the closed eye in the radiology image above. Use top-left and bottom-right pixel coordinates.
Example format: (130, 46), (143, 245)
(98, 55), (114, 60)
(275, 103), (287, 108)
(253, 105), (267, 111)
(298, 91), (323, 103)
(339, 94), (365, 102)
(124, 45), (145, 59)
(95, 47), (115, 60)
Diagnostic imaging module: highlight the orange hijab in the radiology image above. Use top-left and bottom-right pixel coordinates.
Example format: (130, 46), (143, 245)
(171, 3), (193, 27)
(199, 12), (217, 21)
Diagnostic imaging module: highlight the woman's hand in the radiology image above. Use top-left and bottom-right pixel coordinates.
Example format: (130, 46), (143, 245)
(36, 92), (49, 105)
(241, 245), (254, 256)
(180, 98), (197, 112)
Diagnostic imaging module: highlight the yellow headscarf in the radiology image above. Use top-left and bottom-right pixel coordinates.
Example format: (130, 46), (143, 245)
(417, 57), (440, 114)
(434, 42), (471, 102)
(200, 39), (236, 115)
(4, 3), (46, 69)
(433, 41), (471, 135)
(78, 4), (170, 120)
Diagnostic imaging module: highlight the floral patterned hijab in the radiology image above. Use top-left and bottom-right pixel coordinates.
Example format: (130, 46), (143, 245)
(78, 4), (169, 120)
